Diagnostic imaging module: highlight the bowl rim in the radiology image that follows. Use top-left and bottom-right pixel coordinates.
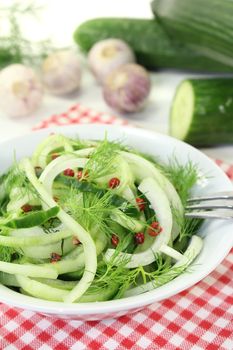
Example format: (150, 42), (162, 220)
(0, 124), (232, 316)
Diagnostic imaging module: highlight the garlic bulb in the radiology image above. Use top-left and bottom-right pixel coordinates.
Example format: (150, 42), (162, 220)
(0, 64), (43, 117)
(42, 50), (82, 95)
(103, 63), (151, 113)
(88, 39), (135, 83)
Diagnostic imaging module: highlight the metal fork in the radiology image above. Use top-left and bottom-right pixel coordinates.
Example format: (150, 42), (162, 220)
(185, 191), (233, 219)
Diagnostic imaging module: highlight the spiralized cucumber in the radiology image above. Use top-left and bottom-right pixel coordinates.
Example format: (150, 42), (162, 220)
(120, 151), (183, 239)
(105, 177), (173, 268)
(21, 158), (97, 303)
(32, 134), (74, 168)
(39, 155), (88, 196)
(0, 134), (203, 303)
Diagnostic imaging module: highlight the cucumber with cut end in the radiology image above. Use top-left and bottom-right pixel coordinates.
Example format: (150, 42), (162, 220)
(170, 78), (233, 146)
(152, 0), (233, 67)
(74, 18), (232, 72)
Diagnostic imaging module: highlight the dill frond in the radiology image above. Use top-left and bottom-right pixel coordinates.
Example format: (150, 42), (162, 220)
(163, 157), (200, 206)
(0, 246), (17, 262)
(83, 137), (123, 181)
(4, 161), (38, 200)
(60, 185), (116, 237)
(0, 1), (55, 68)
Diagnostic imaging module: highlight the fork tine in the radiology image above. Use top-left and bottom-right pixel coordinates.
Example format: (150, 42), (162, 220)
(187, 191), (233, 202)
(186, 200), (233, 210)
(185, 210), (233, 219)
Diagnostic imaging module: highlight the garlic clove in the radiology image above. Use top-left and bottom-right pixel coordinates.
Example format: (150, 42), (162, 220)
(103, 63), (151, 113)
(88, 38), (135, 84)
(0, 64), (43, 118)
(41, 50), (82, 95)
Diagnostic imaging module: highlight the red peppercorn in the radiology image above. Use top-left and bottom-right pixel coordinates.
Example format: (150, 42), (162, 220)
(111, 234), (119, 247)
(51, 153), (59, 160)
(134, 232), (145, 244)
(21, 204), (32, 213)
(136, 197), (145, 211)
(50, 252), (61, 263)
(72, 237), (80, 245)
(148, 221), (162, 237)
(108, 177), (120, 189)
(63, 168), (75, 177)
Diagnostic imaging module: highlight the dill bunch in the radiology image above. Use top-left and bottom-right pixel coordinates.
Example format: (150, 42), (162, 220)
(89, 252), (190, 299)
(0, 1), (54, 68)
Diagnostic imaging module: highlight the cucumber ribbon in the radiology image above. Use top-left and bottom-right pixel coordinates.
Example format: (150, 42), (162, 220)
(1, 206), (59, 229)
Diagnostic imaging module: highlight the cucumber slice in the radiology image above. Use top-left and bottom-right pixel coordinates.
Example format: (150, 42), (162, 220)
(0, 271), (20, 287)
(170, 78), (233, 146)
(110, 209), (145, 232)
(170, 80), (194, 141)
(21, 237), (74, 259)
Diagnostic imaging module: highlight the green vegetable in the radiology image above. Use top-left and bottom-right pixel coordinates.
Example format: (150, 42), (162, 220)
(74, 18), (232, 72)
(0, 260), (57, 279)
(0, 134), (203, 303)
(0, 229), (71, 248)
(152, 0), (233, 67)
(58, 176), (139, 217)
(170, 78), (233, 146)
(17, 274), (119, 302)
(21, 158), (98, 303)
(1, 206), (60, 229)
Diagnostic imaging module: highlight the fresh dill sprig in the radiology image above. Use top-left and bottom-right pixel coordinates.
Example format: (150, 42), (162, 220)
(162, 157), (200, 205)
(0, 1), (55, 68)
(70, 138), (98, 150)
(83, 137), (123, 181)
(88, 252), (191, 299)
(60, 185), (116, 236)
(0, 246), (17, 262)
(4, 161), (38, 200)
(174, 216), (202, 245)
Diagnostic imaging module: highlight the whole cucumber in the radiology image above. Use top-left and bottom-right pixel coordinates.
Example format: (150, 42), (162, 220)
(74, 18), (232, 72)
(152, 0), (233, 67)
(170, 78), (233, 146)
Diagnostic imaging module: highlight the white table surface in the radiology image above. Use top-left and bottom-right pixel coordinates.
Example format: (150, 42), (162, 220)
(0, 0), (232, 164)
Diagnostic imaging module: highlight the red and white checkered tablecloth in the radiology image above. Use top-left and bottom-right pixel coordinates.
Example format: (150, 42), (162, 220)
(1, 104), (233, 350)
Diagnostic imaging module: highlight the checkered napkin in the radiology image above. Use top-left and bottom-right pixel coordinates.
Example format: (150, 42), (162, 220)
(1, 104), (233, 350)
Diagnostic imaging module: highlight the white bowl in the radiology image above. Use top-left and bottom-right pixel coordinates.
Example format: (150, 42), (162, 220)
(0, 124), (233, 320)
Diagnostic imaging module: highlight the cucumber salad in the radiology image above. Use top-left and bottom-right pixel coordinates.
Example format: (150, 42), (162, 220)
(0, 134), (203, 303)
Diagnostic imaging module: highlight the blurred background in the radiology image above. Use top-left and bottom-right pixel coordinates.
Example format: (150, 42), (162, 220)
(0, 0), (184, 137)
(0, 0), (232, 162)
